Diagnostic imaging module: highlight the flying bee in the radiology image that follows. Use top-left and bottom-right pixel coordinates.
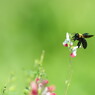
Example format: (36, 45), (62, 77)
(72, 33), (94, 49)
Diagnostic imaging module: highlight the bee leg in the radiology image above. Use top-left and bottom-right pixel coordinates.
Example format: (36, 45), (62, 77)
(77, 41), (81, 48)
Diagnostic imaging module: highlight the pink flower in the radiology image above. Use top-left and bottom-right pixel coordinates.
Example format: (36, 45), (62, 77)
(30, 79), (56, 95)
(70, 53), (76, 57)
(70, 46), (79, 57)
(48, 85), (55, 92)
(63, 44), (68, 47)
(46, 92), (56, 95)
(50, 93), (56, 95)
(31, 81), (38, 95)
(36, 78), (40, 82)
(42, 80), (49, 85)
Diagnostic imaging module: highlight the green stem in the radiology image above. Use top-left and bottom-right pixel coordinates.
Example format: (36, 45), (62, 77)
(64, 56), (73, 95)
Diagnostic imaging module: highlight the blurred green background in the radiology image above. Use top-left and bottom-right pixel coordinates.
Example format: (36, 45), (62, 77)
(0, 0), (95, 95)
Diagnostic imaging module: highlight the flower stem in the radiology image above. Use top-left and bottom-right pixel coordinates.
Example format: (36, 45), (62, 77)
(64, 56), (73, 95)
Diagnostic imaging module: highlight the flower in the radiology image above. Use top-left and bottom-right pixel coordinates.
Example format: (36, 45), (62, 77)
(31, 81), (38, 95)
(30, 78), (56, 95)
(63, 32), (73, 47)
(47, 85), (55, 92)
(42, 80), (49, 85)
(70, 46), (78, 57)
(42, 87), (48, 95)
(36, 78), (40, 82)
(50, 93), (56, 95)
(62, 33), (83, 57)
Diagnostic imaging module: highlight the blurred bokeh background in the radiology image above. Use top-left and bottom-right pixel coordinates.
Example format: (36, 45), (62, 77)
(0, 0), (95, 95)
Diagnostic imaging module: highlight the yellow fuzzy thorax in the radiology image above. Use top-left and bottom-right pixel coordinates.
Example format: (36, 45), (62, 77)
(79, 33), (84, 38)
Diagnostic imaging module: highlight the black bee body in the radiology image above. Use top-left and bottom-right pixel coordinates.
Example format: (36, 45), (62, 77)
(72, 33), (94, 49)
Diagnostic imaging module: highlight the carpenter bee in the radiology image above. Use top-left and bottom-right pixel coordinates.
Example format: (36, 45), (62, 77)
(72, 33), (94, 49)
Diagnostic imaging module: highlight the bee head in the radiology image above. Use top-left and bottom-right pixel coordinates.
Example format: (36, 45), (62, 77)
(72, 33), (79, 41)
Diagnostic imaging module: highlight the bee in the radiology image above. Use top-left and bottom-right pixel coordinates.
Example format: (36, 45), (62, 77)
(72, 33), (94, 49)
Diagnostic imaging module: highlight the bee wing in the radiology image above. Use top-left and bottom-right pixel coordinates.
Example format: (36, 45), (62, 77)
(83, 33), (89, 35)
(83, 33), (94, 38)
(77, 41), (81, 48)
(81, 38), (87, 49)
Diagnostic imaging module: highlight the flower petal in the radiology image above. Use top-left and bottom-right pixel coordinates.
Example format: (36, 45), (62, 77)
(66, 32), (70, 40)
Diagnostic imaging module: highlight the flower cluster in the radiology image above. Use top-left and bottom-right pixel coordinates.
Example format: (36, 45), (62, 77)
(63, 33), (80, 57)
(30, 78), (56, 95)
(24, 51), (56, 95)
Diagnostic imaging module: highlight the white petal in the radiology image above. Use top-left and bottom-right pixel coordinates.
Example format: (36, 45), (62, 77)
(62, 40), (67, 45)
(42, 87), (48, 95)
(70, 42), (73, 46)
(73, 51), (77, 56)
(66, 32), (70, 40)
(73, 46), (78, 50)
(46, 92), (51, 95)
